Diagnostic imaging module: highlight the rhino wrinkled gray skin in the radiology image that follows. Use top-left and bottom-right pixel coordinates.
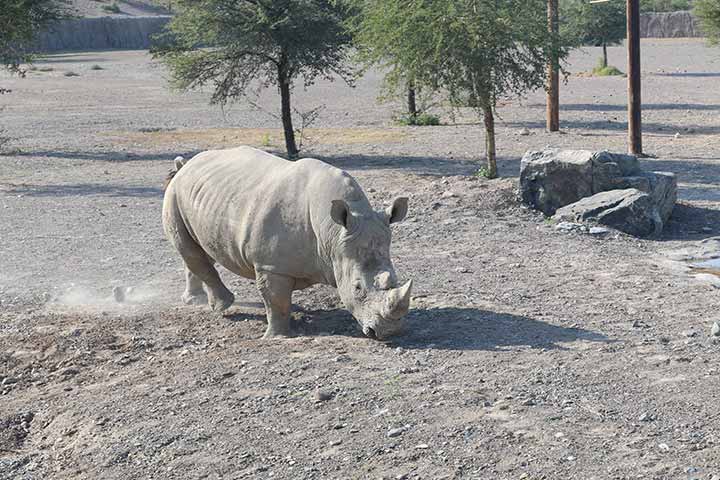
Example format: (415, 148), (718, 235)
(162, 146), (413, 339)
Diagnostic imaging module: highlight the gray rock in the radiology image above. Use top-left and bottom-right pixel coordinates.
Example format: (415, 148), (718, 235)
(711, 322), (720, 337)
(554, 189), (663, 238)
(613, 171), (677, 224)
(589, 226), (611, 235)
(555, 222), (582, 232)
(520, 149), (641, 215)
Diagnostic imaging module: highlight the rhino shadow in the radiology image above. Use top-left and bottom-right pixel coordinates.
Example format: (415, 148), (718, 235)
(288, 306), (609, 351)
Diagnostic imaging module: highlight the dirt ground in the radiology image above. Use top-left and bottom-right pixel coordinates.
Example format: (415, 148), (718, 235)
(1, 39), (720, 479)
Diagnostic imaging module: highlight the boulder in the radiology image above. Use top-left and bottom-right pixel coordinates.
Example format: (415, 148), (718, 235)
(554, 189), (663, 238)
(612, 171), (677, 224)
(520, 149), (641, 216)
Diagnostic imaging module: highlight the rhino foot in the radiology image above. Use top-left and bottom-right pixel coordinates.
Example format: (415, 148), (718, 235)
(181, 291), (208, 306)
(209, 291), (235, 312)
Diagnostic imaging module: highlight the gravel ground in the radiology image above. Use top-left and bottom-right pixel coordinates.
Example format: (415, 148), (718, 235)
(1, 39), (720, 479)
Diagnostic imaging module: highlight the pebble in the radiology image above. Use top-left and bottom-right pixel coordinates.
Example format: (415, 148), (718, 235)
(519, 127), (531, 136)
(387, 426), (409, 438)
(658, 443), (670, 451)
(555, 222), (581, 232)
(639, 411), (653, 422)
(315, 390), (333, 402)
(112, 286), (125, 303)
(589, 226), (611, 235)
(711, 322), (720, 337)
(329, 439), (342, 446)
(441, 191), (458, 199)
(415, 443), (429, 449)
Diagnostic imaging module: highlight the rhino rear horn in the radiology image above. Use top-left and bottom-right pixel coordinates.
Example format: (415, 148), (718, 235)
(383, 279), (413, 320)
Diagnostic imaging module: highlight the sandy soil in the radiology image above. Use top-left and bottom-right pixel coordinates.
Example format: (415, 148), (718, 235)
(1, 39), (720, 479)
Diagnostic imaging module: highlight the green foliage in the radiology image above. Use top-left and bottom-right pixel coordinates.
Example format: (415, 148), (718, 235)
(396, 113), (440, 126)
(101, 2), (122, 13)
(695, 0), (720, 44)
(592, 63), (624, 77)
(641, 0), (693, 12)
(0, 0), (69, 75)
(355, 0), (561, 178)
(475, 166), (493, 179)
(153, 0), (355, 157)
(561, 0), (626, 48)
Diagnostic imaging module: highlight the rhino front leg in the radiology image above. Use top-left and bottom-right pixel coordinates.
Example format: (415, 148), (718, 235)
(256, 271), (295, 338)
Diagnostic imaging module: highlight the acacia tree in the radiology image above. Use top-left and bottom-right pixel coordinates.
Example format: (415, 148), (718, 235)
(355, 0), (559, 178)
(695, 0), (720, 44)
(562, 0), (626, 68)
(1, 0), (68, 77)
(152, 0), (355, 159)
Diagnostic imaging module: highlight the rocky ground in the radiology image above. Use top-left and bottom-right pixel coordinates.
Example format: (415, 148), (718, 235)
(1, 40), (720, 479)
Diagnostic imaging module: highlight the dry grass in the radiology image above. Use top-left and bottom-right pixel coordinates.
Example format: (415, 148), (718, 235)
(106, 127), (408, 150)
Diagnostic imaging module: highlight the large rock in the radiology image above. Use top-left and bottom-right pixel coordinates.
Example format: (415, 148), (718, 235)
(520, 149), (641, 215)
(554, 189), (663, 238)
(640, 11), (703, 39)
(612, 171), (677, 224)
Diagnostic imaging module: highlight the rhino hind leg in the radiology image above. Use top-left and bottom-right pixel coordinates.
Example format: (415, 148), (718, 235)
(181, 268), (209, 306)
(170, 230), (234, 311)
(256, 271), (295, 338)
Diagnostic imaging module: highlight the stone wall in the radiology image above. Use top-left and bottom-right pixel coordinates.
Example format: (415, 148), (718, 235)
(34, 16), (171, 53)
(640, 11), (703, 38)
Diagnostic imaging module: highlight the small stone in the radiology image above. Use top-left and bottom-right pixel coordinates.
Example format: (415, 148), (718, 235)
(554, 432), (565, 439)
(521, 398), (536, 406)
(519, 127), (531, 136)
(329, 439), (342, 446)
(415, 443), (429, 449)
(711, 322), (720, 337)
(1, 377), (18, 385)
(315, 390), (333, 402)
(589, 226), (611, 235)
(455, 267), (471, 274)
(555, 222), (580, 232)
(113, 286), (125, 303)
(639, 412), (653, 422)
(387, 426), (407, 438)
(441, 191), (458, 199)
(658, 442), (670, 451)
(674, 132), (681, 139)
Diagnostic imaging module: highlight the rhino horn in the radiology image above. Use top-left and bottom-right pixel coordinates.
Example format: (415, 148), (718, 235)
(382, 280), (413, 320)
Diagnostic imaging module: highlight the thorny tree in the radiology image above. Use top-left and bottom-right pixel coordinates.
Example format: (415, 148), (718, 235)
(152, 0), (356, 159)
(695, 0), (720, 45)
(355, 0), (561, 178)
(561, 0), (626, 68)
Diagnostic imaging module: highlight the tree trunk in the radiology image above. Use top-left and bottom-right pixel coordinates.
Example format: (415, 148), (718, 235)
(278, 61), (298, 159)
(482, 104), (497, 179)
(546, 0), (559, 132)
(627, 0), (642, 155)
(407, 83), (417, 119)
(602, 42), (608, 68)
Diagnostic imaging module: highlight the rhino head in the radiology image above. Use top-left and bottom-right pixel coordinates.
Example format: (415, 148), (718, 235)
(330, 197), (413, 340)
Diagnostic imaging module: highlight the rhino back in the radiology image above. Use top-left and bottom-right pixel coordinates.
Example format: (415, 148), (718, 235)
(170, 146), (369, 284)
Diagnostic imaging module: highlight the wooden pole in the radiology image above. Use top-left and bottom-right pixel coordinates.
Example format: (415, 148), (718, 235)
(627, 0), (642, 154)
(546, 0), (559, 132)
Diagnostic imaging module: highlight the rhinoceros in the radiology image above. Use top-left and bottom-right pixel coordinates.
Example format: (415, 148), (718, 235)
(162, 146), (413, 339)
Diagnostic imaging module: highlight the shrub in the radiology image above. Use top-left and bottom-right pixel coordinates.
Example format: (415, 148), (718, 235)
(396, 113), (440, 126)
(102, 2), (121, 14)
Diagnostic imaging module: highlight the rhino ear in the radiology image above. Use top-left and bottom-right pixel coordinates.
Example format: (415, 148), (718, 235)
(331, 200), (351, 229)
(385, 197), (408, 224)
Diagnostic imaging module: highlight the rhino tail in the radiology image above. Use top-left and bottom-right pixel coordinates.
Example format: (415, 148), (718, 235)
(163, 156), (187, 191)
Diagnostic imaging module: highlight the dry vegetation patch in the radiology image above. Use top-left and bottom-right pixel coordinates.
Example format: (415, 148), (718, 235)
(105, 127), (408, 151)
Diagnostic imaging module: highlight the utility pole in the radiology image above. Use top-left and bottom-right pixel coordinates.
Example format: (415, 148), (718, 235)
(627, 0), (642, 154)
(546, 0), (560, 132)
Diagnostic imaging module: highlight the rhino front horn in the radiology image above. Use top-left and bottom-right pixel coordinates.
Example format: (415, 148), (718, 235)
(383, 280), (413, 320)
